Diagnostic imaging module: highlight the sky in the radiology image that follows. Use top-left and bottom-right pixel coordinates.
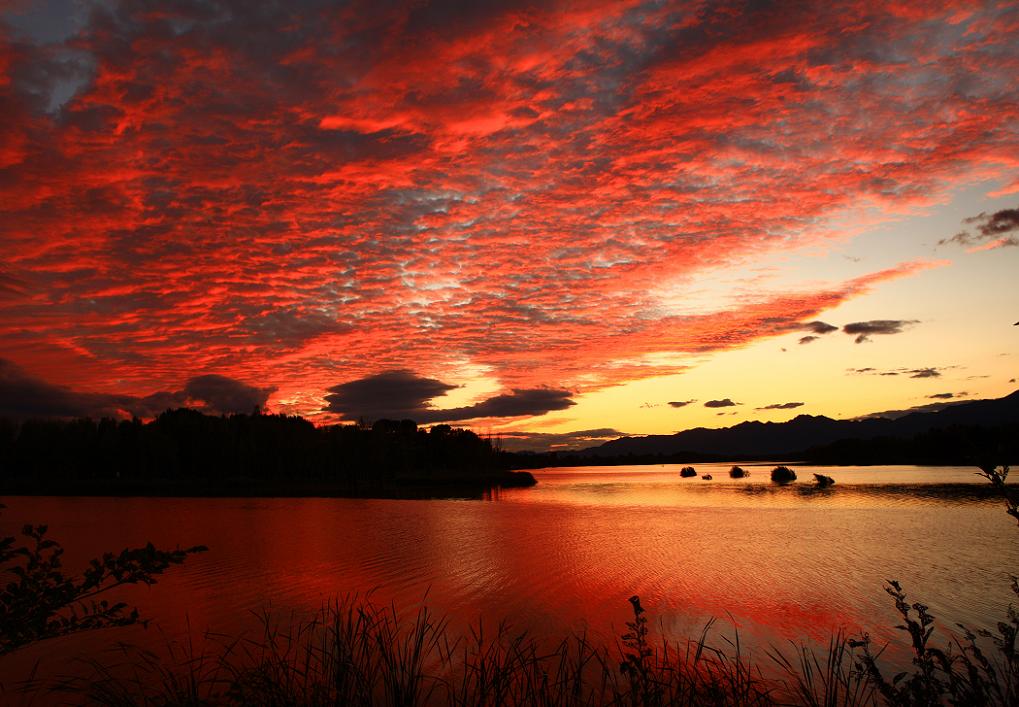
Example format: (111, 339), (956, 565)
(0, 0), (1017, 451)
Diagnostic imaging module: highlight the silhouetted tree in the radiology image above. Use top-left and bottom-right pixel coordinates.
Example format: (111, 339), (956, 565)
(0, 504), (205, 655)
(0, 409), (509, 493)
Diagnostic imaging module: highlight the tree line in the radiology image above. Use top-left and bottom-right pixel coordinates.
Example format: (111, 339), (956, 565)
(0, 409), (509, 492)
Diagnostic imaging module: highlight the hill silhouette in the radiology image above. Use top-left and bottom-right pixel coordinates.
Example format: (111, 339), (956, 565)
(573, 390), (1019, 463)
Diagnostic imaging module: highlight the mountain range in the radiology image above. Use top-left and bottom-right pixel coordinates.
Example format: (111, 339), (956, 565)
(579, 390), (1019, 459)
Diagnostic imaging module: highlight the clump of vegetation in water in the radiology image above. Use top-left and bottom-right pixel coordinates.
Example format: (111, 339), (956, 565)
(679, 466), (697, 478)
(702, 474), (713, 480)
(813, 473), (835, 488)
(730, 465), (749, 478)
(770, 466), (797, 484)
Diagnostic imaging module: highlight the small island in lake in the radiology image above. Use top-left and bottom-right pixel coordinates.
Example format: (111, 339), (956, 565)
(771, 466), (798, 484)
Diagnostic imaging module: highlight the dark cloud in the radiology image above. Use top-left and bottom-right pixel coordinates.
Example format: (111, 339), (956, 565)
(427, 388), (575, 423)
(704, 398), (740, 408)
(927, 392), (966, 400)
(797, 321), (837, 344)
(848, 366), (947, 378)
(0, 358), (272, 419)
(940, 206), (1019, 250)
(182, 375), (275, 415)
(241, 307), (341, 346)
(970, 207), (1019, 236)
(668, 399), (696, 408)
(324, 371), (457, 420)
(843, 320), (919, 343)
(324, 370), (574, 422)
(803, 321), (838, 335)
(0, 270), (28, 298)
(756, 402), (804, 410)
(0, 358), (133, 419)
(128, 390), (181, 417)
(497, 428), (624, 453)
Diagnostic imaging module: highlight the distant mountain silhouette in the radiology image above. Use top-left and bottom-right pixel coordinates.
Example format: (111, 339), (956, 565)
(580, 390), (1019, 459)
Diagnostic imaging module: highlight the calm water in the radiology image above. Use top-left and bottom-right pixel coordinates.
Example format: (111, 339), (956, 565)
(2, 464), (1017, 680)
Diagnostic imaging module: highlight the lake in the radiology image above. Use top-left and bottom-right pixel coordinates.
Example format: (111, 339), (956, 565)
(2, 463), (1017, 684)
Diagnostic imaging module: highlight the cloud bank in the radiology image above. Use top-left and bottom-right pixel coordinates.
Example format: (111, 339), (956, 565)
(0, 359), (273, 419)
(0, 2), (1015, 417)
(324, 370), (575, 423)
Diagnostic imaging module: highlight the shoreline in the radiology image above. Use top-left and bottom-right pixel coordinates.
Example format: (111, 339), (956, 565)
(0, 470), (537, 500)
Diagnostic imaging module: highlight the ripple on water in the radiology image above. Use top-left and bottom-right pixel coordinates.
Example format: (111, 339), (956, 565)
(0, 466), (1015, 676)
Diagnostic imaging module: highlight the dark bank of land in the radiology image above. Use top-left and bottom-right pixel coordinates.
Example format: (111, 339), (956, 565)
(1, 390), (1017, 498)
(0, 409), (534, 498)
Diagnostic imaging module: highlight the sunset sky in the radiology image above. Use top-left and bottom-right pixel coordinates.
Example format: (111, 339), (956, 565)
(1, 0), (1017, 450)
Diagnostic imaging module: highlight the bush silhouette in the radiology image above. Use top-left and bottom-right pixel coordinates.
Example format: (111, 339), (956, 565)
(770, 466), (797, 483)
(0, 504), (205, 656)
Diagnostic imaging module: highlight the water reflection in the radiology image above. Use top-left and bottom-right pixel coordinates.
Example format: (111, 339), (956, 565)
(1, 464), (1015, 682)
(509, 464), (1009, 510)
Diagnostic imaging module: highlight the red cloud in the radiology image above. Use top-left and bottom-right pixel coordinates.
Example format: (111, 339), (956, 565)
(0, 1), (1013, 418)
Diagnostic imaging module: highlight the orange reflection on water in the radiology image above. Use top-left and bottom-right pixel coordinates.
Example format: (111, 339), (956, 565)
(0, 464), (1014, 682)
